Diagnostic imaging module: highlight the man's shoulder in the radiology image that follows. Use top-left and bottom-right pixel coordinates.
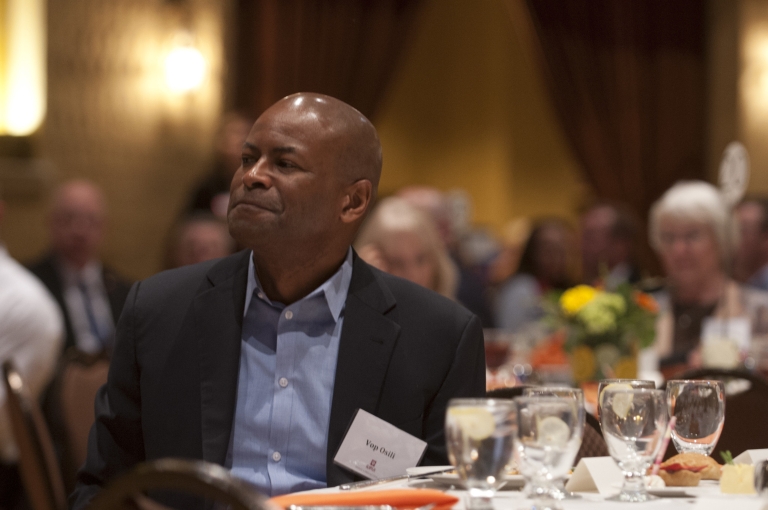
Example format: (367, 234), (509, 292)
(361, 261), (475, 326)
(26, 253), (57, 280)
(135, 251), (249, 302)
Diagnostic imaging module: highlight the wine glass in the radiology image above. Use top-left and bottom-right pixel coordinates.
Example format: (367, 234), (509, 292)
(666, 380), (725, 456)
(445, 399), (516, 510)
(597, 379), (655, 424)
(514, 396), (583, 510)
(600, 388), (668, 502)
(521, 387), (584, 500)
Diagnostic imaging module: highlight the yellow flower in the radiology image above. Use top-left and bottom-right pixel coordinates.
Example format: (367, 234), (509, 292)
(560, 285), (598, 315)
(570, 346), (596, 383)
(613, 357), (637, 379)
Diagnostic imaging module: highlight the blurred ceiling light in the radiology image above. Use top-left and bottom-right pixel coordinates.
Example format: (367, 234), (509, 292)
(0, 0), (46, 136)
(165, 33), (206, 93)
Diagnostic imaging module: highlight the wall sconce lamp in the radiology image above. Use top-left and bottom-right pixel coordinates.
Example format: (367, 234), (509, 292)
(164, 31), (206, 93)
(0, 0), (46, 136)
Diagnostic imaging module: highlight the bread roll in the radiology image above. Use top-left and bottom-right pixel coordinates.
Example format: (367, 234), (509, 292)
(658, 469), (702, 487)
(657, 453), (721, 486)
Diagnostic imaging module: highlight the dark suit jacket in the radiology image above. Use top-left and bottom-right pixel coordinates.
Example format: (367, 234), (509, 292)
(28, 254), (131, 352)
(70, 250), (486, 508)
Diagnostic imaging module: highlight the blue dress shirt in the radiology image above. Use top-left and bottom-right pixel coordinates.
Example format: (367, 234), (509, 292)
(226, 249), (353, 496)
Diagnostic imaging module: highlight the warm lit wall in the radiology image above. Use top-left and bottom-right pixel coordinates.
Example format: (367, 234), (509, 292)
(739, 0), (768, 194)
(375, 0), (586, 234)
(2, 0), (230, 280)
(3, 0), (585, 280)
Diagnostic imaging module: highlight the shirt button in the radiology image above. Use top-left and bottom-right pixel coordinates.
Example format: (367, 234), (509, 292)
(285, 310), (293, 320)
(278, 377), (289, 388)
(272, 451), (282, 462)
(257, 292), (265, 299)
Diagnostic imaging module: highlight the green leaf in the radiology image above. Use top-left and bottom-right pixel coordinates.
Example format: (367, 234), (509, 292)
(720, 450), (734, 465)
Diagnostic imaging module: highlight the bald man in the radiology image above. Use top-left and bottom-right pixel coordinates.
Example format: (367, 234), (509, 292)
(29, 180), (131, 354)
(71, 94), (485, 508)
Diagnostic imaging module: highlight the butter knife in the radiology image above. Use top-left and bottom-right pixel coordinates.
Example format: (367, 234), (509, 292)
(338, 467), (454, 491)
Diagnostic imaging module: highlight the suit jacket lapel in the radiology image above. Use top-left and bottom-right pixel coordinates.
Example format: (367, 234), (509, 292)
(326, 255), (400, 486)
(197, 250), (250, 465)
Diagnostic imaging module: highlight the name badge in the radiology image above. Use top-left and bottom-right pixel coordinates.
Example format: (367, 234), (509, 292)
(333, 409), (427, 480)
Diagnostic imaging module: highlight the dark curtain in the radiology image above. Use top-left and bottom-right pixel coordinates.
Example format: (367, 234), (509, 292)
(233, 0), (423, 120)
(519, 0), (708, 274)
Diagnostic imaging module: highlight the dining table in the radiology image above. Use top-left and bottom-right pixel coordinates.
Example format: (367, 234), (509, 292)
(272, 472), (768, 510)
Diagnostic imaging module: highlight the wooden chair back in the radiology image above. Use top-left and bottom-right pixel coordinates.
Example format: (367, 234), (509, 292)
(3, 361), (67, 510)
(662, 368), (768, 459)
(86, 458), (271, 510)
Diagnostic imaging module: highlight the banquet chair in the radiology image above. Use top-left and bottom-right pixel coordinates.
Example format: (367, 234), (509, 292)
(575, 413), (609, 463)
(46, 348), (110, 491)
(2, 361), (68, 510)
(86, 458), (271, 510)
(486, 386), (609, 461)
(485, 386), (528, 399)
(661, 368), (768, 459)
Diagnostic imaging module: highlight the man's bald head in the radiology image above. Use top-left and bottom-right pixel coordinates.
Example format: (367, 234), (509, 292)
(263, 93), (382, 196)
(49, 180), (107, 269)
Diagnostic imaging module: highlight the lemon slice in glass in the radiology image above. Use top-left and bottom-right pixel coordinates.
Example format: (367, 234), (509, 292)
(448, 407), (496, 440)
(537, 416), (570, 447)
(599, 382), (633, 409)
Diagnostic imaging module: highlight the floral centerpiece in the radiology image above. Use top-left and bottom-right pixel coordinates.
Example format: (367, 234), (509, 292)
(545, 284), (658, 383)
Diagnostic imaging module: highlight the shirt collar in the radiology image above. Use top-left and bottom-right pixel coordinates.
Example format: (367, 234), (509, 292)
(58, 258), (103, 286)
(244, 247), (354, 322)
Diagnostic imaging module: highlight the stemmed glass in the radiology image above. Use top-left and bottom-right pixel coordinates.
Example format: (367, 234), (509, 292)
(514, 396), (583, 510)
(521, 387), (584, 500)
(600, 388), (668, 502)
(597, 379), (655, 423)
(666, 380), (725, 455)
(445, 399), (516, 510)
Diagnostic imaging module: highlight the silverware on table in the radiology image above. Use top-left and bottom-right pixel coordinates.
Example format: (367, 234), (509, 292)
(338, 467), (455, 491)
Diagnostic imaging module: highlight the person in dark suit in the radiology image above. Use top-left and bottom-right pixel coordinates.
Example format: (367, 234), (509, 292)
(70, 93), (486, 508)
(28, 180), (131, 354)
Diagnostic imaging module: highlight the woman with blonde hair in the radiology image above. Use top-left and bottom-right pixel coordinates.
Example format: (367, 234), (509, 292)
(355, 197), (458, 299)
(648, 180), (768, 377)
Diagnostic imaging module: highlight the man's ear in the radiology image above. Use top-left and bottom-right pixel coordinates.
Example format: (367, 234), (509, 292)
(340, 179), (373, 224)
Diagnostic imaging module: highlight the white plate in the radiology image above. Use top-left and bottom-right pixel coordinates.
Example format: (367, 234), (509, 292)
(646, 487), (695, 498)
(405, 465), (454, 477)
(429, 473), (526, 489)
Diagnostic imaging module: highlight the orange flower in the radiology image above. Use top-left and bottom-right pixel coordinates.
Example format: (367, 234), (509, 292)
(633, 291), (659, 314)
(530, 333), (569, 368)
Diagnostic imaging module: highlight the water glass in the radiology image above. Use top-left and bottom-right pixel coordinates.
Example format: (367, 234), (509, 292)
(514, 396), (583, 510)
(597, 379), (655, 423)
(445, 399), (516, 510)
(601, 388), (668, 502)
(666, 380), (725, 456)
(521, 387), (585, 500)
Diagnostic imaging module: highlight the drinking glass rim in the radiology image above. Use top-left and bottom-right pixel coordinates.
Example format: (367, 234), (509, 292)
(523, 385), (584, 394)
(600, 387), (665, 396)
(448, 398), (515, 407)
(513, 395), (585, 405)
(666, 379), (725, 386)
(598, 378), (655, 385)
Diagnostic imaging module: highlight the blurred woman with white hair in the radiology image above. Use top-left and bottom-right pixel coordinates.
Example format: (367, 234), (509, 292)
(355, 197), (458, 299)
(649, 180), (768, 378)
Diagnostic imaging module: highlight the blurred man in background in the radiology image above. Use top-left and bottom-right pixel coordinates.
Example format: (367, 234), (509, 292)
(185, 112), (252, 219)
(0, 186), (64, 508)
(29, 180), (130, 355)
(580, 203), (640, 289)
(734, 199), (768, 290)
(165, 213), (236, 269)
(397, 185), (494, 326)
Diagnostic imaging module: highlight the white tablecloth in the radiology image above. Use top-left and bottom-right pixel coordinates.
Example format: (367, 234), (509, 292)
(312, 477), (768, 510)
